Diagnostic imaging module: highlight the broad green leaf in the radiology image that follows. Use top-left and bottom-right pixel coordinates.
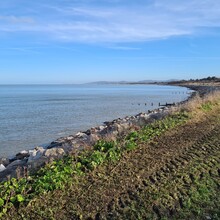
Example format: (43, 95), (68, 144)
(17, 194), (25, 203)
(10, 196), (16, 203)
(0, 198), (4, 207)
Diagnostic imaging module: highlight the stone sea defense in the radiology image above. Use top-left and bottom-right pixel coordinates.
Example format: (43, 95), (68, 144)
(0, 105), (176, 182)
(1, 85), (219, 182)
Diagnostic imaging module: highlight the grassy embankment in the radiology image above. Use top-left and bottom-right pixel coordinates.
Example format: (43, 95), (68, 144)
(0, 90), (220, 219)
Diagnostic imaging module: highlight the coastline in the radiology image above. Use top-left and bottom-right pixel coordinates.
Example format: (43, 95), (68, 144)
(0, 84), (217, 182)
(0, 84), (189, 158)
(0, 83), (220, 219)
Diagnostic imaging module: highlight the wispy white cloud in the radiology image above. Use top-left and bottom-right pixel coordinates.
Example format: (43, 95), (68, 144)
(0, 15), (34, 24)
(0, 46), (44, 54)
(1, 0), (220, 43)
(107, 46), (141, 50)
(102, 56), (220, 60)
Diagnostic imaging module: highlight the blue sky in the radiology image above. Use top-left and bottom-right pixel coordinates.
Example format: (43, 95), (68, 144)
(0, 0), (220, 84)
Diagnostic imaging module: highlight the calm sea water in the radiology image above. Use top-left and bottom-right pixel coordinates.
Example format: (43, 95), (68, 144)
(0, 84), (191, 157)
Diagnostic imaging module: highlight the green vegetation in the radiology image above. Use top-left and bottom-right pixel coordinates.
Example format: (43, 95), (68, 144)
(0, 112), (189, 218)
(0, 91), (220, 219)
(179, 175), (220, 220)
(201, 102), (213, 112)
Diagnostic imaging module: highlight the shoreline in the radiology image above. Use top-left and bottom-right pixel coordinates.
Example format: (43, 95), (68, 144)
(0, 84), (189, 158)
(0, 84), (217, 182)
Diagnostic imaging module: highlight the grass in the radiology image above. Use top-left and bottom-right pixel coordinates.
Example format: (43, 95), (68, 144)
(0, 112), (189, 218)
(177, 173), (220, 220)
(0, 90), (220, 219)
(182, 90), (220, 113)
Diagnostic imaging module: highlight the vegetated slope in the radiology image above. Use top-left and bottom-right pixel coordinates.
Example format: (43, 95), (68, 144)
(3, 94), (220, 220)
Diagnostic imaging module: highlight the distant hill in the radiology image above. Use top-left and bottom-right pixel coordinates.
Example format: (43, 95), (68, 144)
(87, 77), (220, 85)
(87, 79), (177, 85)
(167, 76), (220, 85)
(87, 81), (131, 85)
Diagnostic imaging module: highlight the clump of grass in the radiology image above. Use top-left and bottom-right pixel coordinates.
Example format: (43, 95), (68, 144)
(200, 102), (213, 112)
(181, 91), (220, 120)
(182, 94), (203, 112)
(177, 174), (220, 219)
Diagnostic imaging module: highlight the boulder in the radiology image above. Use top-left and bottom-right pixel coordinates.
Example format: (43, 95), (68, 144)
(44, 147), (65, 161)
(88, 134), (100, 144)
(0, 164), (6, 172)
(0, 157), (10, 166)
(0, 166), (27, 182)
(28, 147), (45, 164)
(27, 147), (47, 170)
(120, 123), (131, 131)
(75, 132), (88, 140)
(84, 129), (91, 135)
(61, 143), (75, 153)
(137, 114), (149, 126)
(16, 150), (30, 160)
(66, 136), (74, 141)
(7, 159), (27, 170)
(0, 168), (12, 182)
(47, 141), (63, 149)
(28, 156), (48, 171)
(98, 125), (105, 131)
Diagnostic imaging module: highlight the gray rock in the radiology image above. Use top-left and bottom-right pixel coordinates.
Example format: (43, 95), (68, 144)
(61, 143), (74, 153)
(27, 147), (47, 170)
(0, 157), (10, 166)
(0, 159), (28, 181)
(0, 164), (6, 172)
(98, 125), (105, 130)
(7, 159), (27, 170)
(90, 127), (97, 133)
(47, 141), (63, 149)
(88, 134), (100, 144)
(28, 148), (45, 164)
(84, 129), (91, 135)
(9, 156), (17, 163)
(44, 147), (65, 161)
(75, 132), (88, 139)
(28, 156), (48, 170)
(120, 123), (130, 131)
(66, 136), (74, 141)
(0, 168), (12, 181)
(16, 150), (30, 160)
(113, 123), (124, 134)
(137, 114), (150, 126)
(35, 146), (45, 151)
(0, 166), (27, 182)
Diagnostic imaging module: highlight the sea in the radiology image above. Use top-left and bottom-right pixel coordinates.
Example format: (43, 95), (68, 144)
(0, 84), (191, 157)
